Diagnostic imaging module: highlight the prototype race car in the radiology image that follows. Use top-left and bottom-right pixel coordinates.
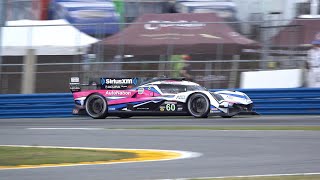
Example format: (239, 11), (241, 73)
(70, 77), (257, 119)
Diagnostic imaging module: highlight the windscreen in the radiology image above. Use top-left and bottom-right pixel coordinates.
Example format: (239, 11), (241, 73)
(157, 84), (205, 94)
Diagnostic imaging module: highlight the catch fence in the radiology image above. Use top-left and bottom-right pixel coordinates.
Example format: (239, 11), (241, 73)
(0, 19), (311, 94)
(1, 88), (319, 118)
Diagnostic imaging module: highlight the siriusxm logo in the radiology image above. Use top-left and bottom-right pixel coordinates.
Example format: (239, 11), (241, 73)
(100, 78), (138, 85)
(106, 79), (132, 84)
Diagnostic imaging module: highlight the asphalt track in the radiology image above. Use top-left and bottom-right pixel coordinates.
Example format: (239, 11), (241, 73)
(1, 115), (320, 180)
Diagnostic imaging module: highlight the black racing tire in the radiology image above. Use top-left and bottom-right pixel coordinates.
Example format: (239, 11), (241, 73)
(117, 114), (133, 118)
(187, 93), (210, 118)
(85, 94), (108, 119)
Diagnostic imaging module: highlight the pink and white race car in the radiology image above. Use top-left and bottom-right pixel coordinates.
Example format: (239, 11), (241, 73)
(70, 77), (256, 119)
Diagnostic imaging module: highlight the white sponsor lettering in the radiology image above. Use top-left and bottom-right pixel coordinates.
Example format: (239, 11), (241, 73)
(138, 88), (144, 94)
(105, 91), (132, 96)
(164, 101), (177, 104)
(105, 78), (133, 85)
(176, 95), (186, 100)
(144, 20), (205, 30)
(165, 104), (176, 111)
(70, 77), (79, 83)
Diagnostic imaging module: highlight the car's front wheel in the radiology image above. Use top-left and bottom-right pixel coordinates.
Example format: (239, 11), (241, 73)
(85, 94), (108, 119)
(187, 93), (210, 118)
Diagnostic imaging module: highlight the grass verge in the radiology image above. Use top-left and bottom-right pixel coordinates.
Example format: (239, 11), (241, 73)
(109, 126), (320, 131)
(190, 175), (320, 180)
(0, 146), (136, 166)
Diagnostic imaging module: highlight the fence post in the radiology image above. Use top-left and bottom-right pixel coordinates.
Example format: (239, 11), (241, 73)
(0, 1), (6, 93)
(228, 55), (239, 88)
(21, 49), (37, 94)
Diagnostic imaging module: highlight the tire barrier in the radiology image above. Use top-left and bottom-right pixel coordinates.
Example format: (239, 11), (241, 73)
(0, 88), (320, 118)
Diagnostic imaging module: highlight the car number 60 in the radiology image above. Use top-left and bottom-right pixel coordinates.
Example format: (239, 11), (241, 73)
(166, 104), (176, 111)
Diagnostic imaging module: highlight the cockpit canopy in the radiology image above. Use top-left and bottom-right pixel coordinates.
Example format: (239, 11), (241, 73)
(157, 84), (206, 94)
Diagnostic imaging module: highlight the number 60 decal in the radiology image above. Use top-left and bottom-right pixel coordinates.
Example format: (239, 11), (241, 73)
(165, 104), (176, 111)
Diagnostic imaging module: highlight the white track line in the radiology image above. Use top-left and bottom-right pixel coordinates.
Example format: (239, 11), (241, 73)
(27, 128), (104, 130)
(156, 172), (320, 180)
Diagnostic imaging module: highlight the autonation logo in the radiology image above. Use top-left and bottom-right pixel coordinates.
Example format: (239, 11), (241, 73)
(105, 91), (132, 96)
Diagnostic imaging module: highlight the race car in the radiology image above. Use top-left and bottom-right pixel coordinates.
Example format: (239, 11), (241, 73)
(70, 77), (257, 119)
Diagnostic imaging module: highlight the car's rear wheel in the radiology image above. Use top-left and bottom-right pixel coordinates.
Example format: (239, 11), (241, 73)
(187, 93), (210, 118)
(85, 94), (108, 119)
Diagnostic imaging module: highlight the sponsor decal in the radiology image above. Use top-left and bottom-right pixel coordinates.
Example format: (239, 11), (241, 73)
(164, 101), (177, 104)
(165, 104), (176, 111)
(176, 95), (186, 100)
(144, 20), (205, 30)
(210, 107), (221, 113)
(105, 91), (132, 96)
(210, 110), (221, 113)
(70, 77), (79, 83)
(100, 78), (138, 89)
(160, 104), (177, 111)
(105, 78), (132, 85)
(138, 88), (144, 94)
(72, 109), (79, 114)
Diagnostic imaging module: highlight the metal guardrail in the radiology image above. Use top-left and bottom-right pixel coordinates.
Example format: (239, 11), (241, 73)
(0, 88), (319, 118)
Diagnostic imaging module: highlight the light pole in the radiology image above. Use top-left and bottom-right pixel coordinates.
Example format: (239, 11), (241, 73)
(0, 1), (6, 93)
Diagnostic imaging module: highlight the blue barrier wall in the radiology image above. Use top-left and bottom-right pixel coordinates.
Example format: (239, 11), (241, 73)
(0, 88), (319, 118)
(0, 93), (74, 118)
(235, 88), (320, 115)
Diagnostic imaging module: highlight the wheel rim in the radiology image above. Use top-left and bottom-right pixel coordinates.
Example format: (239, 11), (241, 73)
(190, 96), (208, 115)
(87, 96), (106, 117)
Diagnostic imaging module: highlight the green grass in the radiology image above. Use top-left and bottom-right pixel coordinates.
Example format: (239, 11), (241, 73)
(0, 146), (136, 166)
(190, 175), (320, 180)
(110, 126), (320, 131)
